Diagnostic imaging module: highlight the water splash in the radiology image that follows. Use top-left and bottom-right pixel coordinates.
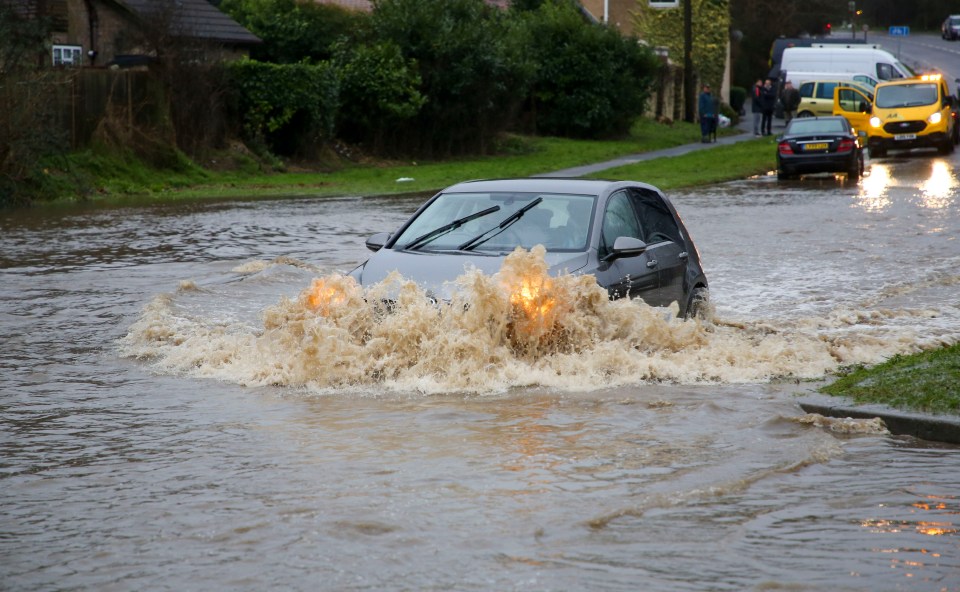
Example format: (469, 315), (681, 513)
(119, 247), (954, 395)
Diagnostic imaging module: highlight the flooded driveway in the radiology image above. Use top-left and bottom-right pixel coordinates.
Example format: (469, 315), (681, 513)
(2, 152), (959, 590)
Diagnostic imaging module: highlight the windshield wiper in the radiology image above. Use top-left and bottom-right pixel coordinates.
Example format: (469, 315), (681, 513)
(402, 205), (500, 251)
(458, 196), (543, 251)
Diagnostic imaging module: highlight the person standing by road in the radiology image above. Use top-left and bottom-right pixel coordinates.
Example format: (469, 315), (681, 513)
(760, 78), (777, 136)
(698, 83), (718, 143)
(780, 80), (801, 126)
(751, 79), (763, 136)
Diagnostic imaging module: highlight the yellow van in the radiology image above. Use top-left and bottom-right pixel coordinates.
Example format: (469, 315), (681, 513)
(796, 80), (873, 118)
(865, 74), (959, 157)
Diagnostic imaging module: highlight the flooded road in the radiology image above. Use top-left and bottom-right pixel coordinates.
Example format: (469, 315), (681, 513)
(2, 152), (960, 590)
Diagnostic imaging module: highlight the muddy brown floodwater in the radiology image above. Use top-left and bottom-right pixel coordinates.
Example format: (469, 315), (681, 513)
(2, 153), (959, 590)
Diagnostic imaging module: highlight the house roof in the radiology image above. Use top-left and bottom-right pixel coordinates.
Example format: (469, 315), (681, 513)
(119, 0), (261, 45)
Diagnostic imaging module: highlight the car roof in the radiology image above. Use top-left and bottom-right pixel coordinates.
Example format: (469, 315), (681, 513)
(440, 178), (663, 196)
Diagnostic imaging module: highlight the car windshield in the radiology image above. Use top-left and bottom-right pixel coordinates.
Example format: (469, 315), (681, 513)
(874, 83), (938, 108)
(787, 119), (846, 135)
(393, 191), (597, 252)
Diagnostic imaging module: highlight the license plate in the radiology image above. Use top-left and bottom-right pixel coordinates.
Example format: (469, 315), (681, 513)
(894, 133), (916, 141)
(803, 143), (829, 151)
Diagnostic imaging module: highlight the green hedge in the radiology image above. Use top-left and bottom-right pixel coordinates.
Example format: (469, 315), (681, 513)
(226, 59), (339, 157)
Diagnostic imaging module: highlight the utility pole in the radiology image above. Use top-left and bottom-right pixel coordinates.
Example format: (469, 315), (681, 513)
(683, 0), (694, 122)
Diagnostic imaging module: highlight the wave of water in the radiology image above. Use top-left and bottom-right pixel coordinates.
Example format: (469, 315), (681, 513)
(119, 247), (957, 395)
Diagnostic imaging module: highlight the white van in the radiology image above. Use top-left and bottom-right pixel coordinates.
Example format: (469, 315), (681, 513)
(781, 46), (913, 82)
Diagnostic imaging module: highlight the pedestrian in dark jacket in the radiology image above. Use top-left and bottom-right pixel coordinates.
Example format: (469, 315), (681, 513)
(751, 79), (763, 136)
(780, 80), (801, 125)
(759, 78), (777, 136)
(698, 84), (718, 143)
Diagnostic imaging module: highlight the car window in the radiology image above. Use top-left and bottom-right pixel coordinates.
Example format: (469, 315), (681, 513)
(815, 82), (837, 99)
(600, 191), (643, 257)
(853, 75), (878, 88)
(787, 119), (846, 134)
(629, 189), (681, 244)
(876, 63), (900, 81)
(799, 82), (814, 98)
(837, 88), (870, 113)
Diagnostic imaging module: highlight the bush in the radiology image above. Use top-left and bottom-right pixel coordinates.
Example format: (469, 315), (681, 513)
(729, 86), (746, 114)
(518, 1), (660, 138)
(226, 59), (339, 159)
(368, 0), (531, 157)
(334, 40), (425, 153)
(220, 0), (370, 64)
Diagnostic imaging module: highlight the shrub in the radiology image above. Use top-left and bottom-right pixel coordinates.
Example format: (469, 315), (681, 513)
(226, 59), (339, 159)
(519, 1), (660, 138)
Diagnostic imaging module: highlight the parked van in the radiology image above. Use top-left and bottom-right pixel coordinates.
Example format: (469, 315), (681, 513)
(767, 37), (867, 79)
(795, 79), (874, 118)
(863, 74), (959, 157)
(781, 46), (914, 82)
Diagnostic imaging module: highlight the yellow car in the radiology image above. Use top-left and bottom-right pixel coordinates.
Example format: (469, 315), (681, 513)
(865, 74), (959, 158)
(796, 80), (874, 118)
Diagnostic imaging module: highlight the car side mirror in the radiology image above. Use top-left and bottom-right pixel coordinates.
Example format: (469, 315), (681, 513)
(603, 236), (648, 262)
(859, 101), (869, 113)
(365, 231), (391, 252)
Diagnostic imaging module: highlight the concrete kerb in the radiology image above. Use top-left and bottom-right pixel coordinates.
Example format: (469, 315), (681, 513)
(796, 393), (960, 445)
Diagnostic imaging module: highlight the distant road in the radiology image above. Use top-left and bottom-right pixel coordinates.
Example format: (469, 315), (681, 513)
(868, 31), (960, 86)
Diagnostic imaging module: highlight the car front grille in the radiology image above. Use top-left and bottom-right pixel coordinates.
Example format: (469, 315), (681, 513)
(882, 120), (926, 134)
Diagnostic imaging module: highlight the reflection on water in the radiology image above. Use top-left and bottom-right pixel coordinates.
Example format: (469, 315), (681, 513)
(858, 161), (894, 211)
(919, 160), (958, 210)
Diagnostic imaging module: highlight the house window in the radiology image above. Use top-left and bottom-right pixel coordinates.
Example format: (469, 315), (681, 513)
(52, 45), (83, 67)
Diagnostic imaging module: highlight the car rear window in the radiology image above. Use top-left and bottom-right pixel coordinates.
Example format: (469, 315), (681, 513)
(787, 119), (846, 134)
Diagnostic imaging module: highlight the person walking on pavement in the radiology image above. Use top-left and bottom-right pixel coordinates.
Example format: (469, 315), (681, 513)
(759, 78), (777, 136)
(698, 83), (718, 143)
(780, 80), (801, 126)
(751, 79), (763, 136)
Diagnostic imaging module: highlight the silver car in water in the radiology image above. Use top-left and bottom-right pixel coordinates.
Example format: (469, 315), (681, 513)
(350, 178), (709, 318)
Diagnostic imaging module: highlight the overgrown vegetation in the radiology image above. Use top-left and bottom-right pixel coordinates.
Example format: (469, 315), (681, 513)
(820, 343), (960, 416)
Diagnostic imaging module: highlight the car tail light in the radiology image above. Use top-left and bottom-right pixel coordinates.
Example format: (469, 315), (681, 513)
(837, 138), (855, 153)
(778, 141), (794, 155)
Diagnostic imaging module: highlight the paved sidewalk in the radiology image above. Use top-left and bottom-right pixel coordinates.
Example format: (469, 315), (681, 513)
(538, 107), (783, 178)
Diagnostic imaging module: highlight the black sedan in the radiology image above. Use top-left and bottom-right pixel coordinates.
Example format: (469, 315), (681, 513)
(349, 178), (710, 319)
(776, 116), (864, 180)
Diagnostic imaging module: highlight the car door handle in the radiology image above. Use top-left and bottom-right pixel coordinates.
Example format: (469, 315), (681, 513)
(646, 260), (658, 268)
(679, 251), (688, 260)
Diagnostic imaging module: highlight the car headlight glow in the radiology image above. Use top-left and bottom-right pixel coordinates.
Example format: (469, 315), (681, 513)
(306, 277), (353, 316)
(509, 275), (557, 323)
(928, 111), (942, 125)
(869, 116), (882, 128)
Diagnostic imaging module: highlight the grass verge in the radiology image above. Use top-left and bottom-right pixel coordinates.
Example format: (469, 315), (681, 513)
(45, 118), (761, 202)
(819, 343), (960, 416)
